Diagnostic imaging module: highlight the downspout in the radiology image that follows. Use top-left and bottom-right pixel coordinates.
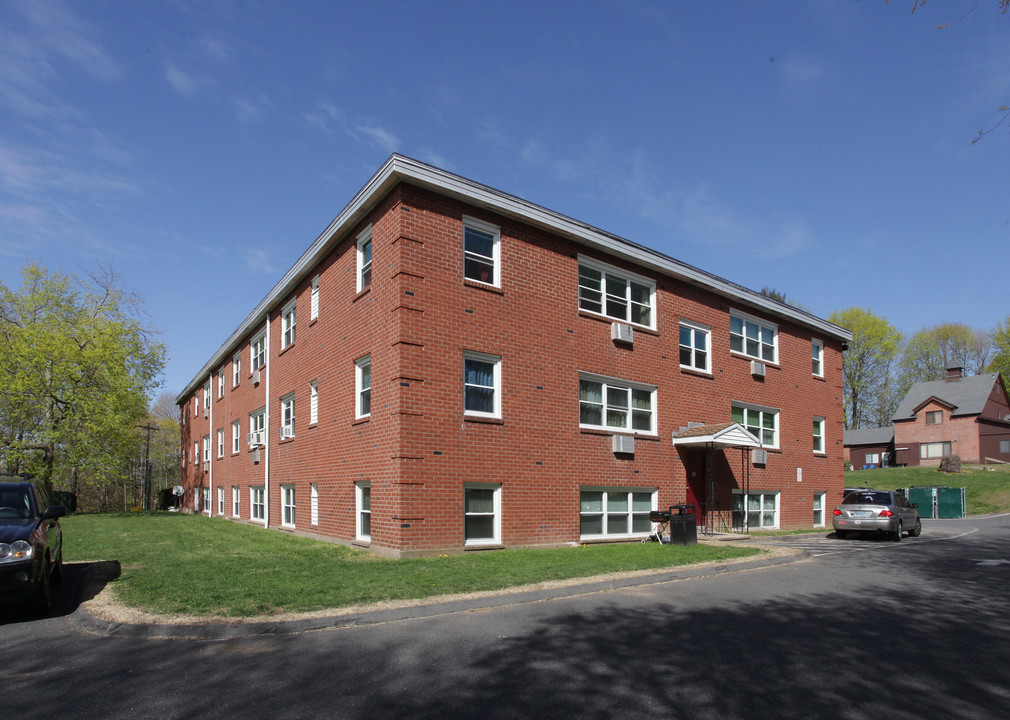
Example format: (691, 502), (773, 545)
(264, 313), (271, 529)
(208, 372), (213, 516)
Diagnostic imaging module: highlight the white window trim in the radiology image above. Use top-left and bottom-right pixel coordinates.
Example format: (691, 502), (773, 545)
(217, 487), (224, 515)
(577, 255), (657, 330)
(462, 216), (501, 288)
(309, 381), (318, 425)
(310, 483), (319, 526)
(356, 482), (371, 541)
(281, 485), (295, 528)
(813, 416), (826, 455)
(217, 369), (225, 398)
(679, 319), (712, 374)
(579, 487), (657, 540)
(232, 420), (240, 454)
(734, 490), (780, 530)
(579, 372), (658, 436)
(463, 351), (502, 419)
(233, 353), (241, 387)
(812, 338), (824, 378)
(730, 309), (779, 364)
(202, 435), (211, 462)
(251, 332), (266, 371)
(216, 428), (224, 459)
(813, 492), (826, 528)
(310, 275), (320, 321)
(463, 483), (501, 546)
(355, 355), (372, 419)
(232, 486), (241, 518)
(281, 300), (296, 349)
(732, 401), (780, 449)
(249, 408), (265, 447)
(280, 393), (295, 439)
(356, 225), (373, 293)
(250, 486), (265, 523)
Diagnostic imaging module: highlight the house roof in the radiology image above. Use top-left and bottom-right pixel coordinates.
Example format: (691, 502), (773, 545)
(177, 154), (853, 402)
(671, 422), (763, 449)
(892, 373), (1002, 421)
(843, 426), (894, 447)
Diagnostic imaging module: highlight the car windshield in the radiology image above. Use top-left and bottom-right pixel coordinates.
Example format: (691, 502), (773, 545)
(0, 488), (32, 519)
(842, 491), (892, 506)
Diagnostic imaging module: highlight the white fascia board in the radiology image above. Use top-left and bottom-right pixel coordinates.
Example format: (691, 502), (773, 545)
(177, 154), (850, 402)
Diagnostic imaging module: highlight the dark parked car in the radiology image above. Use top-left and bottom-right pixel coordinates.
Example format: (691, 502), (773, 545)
(833, 490), (921, 541)
(0, 481), (66, 614)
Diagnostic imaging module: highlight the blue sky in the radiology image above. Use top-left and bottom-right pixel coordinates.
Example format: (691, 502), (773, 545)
(2, 0), (1008, 398)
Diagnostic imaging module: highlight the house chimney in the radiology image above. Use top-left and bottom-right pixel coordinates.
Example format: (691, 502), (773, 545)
(945, 366), (963, 382)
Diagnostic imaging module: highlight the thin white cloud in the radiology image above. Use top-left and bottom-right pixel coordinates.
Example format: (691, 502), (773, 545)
(356, 124), (399, 153)
(164, 63), (202, 96)
(244, 247), (281, 274)
(200, 36), (232, 63)
(304, 103), (342, 133)
(778, 55), (829, 88)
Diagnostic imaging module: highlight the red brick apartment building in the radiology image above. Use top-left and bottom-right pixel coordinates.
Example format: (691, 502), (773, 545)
(176, 155), (851, 556)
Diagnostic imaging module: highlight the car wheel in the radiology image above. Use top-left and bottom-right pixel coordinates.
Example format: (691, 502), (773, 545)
(30, 560), (52, 616)
(51, 550), (64, 584)
(892, 521), (903, 542)
(909, 518), (922, 538)
(835, 530), (847, 539)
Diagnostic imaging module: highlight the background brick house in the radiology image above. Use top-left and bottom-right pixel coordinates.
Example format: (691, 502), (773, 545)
(176, 155), (851, 556)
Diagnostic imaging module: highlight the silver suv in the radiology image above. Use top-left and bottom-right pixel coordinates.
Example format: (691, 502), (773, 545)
(832, 490), (921, 541)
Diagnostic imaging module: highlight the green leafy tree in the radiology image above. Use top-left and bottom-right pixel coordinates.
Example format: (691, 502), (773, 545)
(828, 307), (903, 429)
(0, 262), (165, 497)
(988, 315), (1010, 392)
(896, 323), (990, 390)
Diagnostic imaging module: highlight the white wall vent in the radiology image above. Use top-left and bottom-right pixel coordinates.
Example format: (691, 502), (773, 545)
(611, 322), (634, 344)
(753, 449), (768, 465)
(203, 407), (209, 418)
(252, 368), (261, 385)
(612, 435), (635, 454)
(252, 447), (261, 464)
(750, 361), (766, 377)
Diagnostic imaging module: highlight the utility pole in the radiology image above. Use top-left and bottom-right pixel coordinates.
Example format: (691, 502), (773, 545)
(138, 423), (158, 510)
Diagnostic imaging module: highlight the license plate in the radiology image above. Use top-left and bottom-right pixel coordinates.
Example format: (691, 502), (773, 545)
(850, 511), (871, 518)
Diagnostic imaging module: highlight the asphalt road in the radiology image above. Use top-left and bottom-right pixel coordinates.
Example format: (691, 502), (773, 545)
(3, 515), (1010, 720)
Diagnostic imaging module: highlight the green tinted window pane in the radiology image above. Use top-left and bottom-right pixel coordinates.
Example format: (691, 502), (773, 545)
(748, 495), (760, 512)
(630, 282), (650, 304)
(580, 380), (602, 403)
(580, 404), (603, 426)
(763, 495), (776, 511)
(762, 344), (775, 362)
(608, 493), (628, 512)
(731, 316), (743, 335)
(465, 489), (495, 514)
(608, 387), (629, 410)
(632, 493), (652, 511)
(732, 406), (744, 423)
(606, 275), (627, 297)
(580, 492), (603, 513)
(606, 409), (628, 428)
(465, 515), (494, 540)
(581, 515), (603, 535)
(361, 487), (370, 511)
(631, 389), (651, 410)
(632, 411), (651, 431)
(360, 512), (370, 536)
(632, 514), (652, 533)
(607, 514), (628, 534)
(578, 265), (601, 290)
(763, 414), (774, 429)
(631, 304), (650, 326)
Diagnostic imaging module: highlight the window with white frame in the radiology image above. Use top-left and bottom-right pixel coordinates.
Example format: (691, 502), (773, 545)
(193, 396), (198, 417)
(218, 369), (224, 398)
(251, 333), (266, 371)
(920, 441), (951, 459)
(733, 491), (779, 530)
(281, 301), (296, 349)
(202, 435), (210, 463)
(357, 226), (373, 292)
(355, 355), (371, 419)
(732, 402), (779, 448)
(310, 483), (319, 526)
(203, 382), (210, 409)
(203, 488), (210, 514)
(580, 488), (655, 539)
(233, 353), (241, 387)
(730, 311), (777, 363)
(216, 428), (224, 458)
(812, 339), (824, 377)
(309, 381), (318, 425)
(281, 485), (295, 527)
(193, 487), (201, 513)
(463, 351), (502, 418)
(813, 492), (826, 527)
(250, 486), (265, 522)
(813, 417), (825, 454)
(249, 408), (265, 447)
(463, 216), (500, 286)
(679, 320), (711, 373)
(464, 484), (501, 545)
(579, 374), (656, 434)
(232, 486), (240, 517)
(577, 257), (655, 328)
(232, 420), (240, 454)
(193, 441), (198, 464)
(217, 487), (224, 515)
(280, 393), (295, 439)
(356, 482), (371, 540)
(865, 452), (880, 465)
(310, 275), (320, 320)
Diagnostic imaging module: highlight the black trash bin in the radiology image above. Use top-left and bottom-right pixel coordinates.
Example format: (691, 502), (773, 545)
(667, 504), (697, 546)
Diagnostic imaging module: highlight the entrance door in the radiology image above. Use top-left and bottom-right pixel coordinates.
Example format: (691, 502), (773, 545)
(684, 450), (708, 528)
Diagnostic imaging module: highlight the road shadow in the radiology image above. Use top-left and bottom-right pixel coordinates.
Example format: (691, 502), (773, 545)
(0, 560), (120, 625)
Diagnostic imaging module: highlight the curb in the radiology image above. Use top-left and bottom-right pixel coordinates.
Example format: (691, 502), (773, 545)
(68, 547), (804, 640)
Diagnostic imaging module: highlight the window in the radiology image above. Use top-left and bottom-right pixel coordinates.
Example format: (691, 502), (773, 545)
(310, 275), (320, 321)
(203, 488), (210, 515)
(232, 420), (240, 454)
(865, 452), (880, 465)
(249, 408), (265, 447)
(579, 375), (655, 434)
(309, 381), (318, 425)
(733, 491), (779, 530)
(463, 351), (502, 418)
(730, 312), (777, 363)
(281, 485), (295, 527)
(464, 484), (501, 545)
(218, 369), (225, 398)
(281, 301), (296, 349)
(217, 487), (224, 515)
(232, 486), (240, 517)
(202, 435), (210, 463)
(233, 353), (241, 387)
(812, 339), (824, 377)
(216, 428), (224, 458)
(732, 403), (779, 448)
(580, 488), (655, 539)
(813, 417), (825, 454)
(356, 482), (371, 540)
(925, 410), (943, 425)
(193, 396), (198, 417)
(679, 321), (711, 373)
(357, 226), (373, 292)
(813, 492), (826, 527)
(251, 486), (265, 522)
(577, 257), (655, 328)
(310, 483), (319, 526)
(194, 487), (201, 513)
(280, 393), (295, 439)
(193, 441), (198, 465)
(463, 217), (500, 286)
(251, 333), (266, 371)
(1001, 439), (1010, 454)
(920, 441), (951, 459)
(355, 355), (371, 419)
(203, 382), (210, 409)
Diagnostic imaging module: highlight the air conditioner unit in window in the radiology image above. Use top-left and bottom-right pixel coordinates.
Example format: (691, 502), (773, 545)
(248, 431), (264, 447)
(203, 407), (208, 418)
(612, 435), (635, 454)
(252, 368), (261, 385)
(280, 426), (294, 440)
(753, 449), (768, 465)
(611, 322), (634, 344)
(750, 361), (766, 377)
(202, 462), (209, 472)
(252, 447), (261, 464)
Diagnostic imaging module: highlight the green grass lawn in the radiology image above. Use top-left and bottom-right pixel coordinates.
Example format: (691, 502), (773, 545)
(62, 513), (761, 618)
(844, 464), (1010, 515)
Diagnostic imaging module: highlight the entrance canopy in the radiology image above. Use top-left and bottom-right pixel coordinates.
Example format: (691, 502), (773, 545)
(671, 422), (762, 449)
